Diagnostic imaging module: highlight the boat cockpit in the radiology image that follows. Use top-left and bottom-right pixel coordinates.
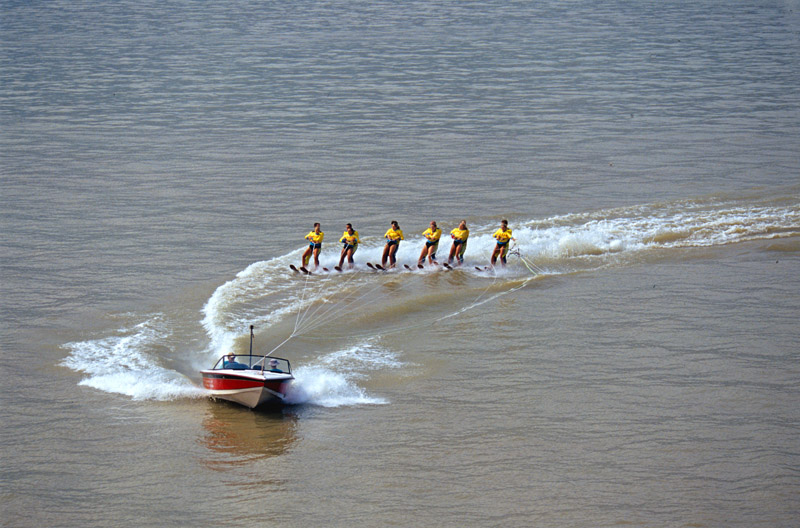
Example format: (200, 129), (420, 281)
(211, 354), (292, 374)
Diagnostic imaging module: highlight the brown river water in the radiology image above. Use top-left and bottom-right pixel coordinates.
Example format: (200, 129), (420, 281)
(2, 1), (799, 526)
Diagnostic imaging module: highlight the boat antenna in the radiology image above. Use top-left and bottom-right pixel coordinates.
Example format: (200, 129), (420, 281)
(249, 324), (254, 355)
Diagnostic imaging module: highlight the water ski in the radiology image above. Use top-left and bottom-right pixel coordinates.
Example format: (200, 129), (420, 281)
(375, 264), (386, 271)
(366, 262), (376, 270)
(299, 266), (311, 275)
(334, 266), (342, 272)
(475, 266), (490, 272)
(404, 264), (413, 270)
(442, 263), (453, 270)
(290, 264), (300, 273)
(323, 267), (329, 272)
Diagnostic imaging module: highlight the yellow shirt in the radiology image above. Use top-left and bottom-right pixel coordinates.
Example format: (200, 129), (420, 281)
(493, 228), (513, 243)
(384, 228), (404, 241)
(339, 230), (360, 245)
(305, 231), (324, 244)
(422, 227), (441, 242)
(450, 227), (469, 241)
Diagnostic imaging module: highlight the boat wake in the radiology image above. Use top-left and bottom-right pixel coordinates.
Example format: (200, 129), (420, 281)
(61, 317), (395, 407)
(61, 315), (207, 401)
(202, 190), (799, 347)
(61, 190), (800, 405)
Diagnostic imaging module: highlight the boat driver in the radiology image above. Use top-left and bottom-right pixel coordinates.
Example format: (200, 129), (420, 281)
(223, 353), (246, 370)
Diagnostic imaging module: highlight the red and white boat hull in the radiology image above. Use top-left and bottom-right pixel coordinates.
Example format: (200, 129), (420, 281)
(201, 369), (294, 409)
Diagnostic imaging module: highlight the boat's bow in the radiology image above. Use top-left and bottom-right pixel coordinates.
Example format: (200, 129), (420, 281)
(201, 355), (294, 409)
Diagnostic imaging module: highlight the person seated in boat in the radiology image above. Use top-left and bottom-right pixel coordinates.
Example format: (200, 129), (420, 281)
(302, 223), (324, 270)
(338, 223), (360, 270)
(448, 220), (469, 266)
(268, 358), (283, 373)
(491, 219), (516, 267)
(381, 220), (404, 268)
(223, 353), (246, 370)
(418, 220), (441, 266)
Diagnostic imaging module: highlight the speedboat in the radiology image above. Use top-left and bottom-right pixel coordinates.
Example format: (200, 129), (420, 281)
(201, 353), (294, 409)
(201, 326), (294, 409)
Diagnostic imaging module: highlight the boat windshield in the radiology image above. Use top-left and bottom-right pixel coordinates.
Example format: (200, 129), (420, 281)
(212, 355), (291, 374)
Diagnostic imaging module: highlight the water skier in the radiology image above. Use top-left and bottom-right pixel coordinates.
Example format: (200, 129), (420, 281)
(302, 222), (324, 270)
(491, 219), (516, 267)
(338, 223), (360, 270)
(418, 221), (441, 266)
(381, 220), (404, 268)
(448, 219), (469, 266)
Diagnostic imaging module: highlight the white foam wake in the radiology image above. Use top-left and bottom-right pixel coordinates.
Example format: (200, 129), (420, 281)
(61, 318), (397, 407)
(518, 197), (800, 261)
(62, 192), (799, 405)
(61, 315), (207, 401)
(284, 340), (399, 407)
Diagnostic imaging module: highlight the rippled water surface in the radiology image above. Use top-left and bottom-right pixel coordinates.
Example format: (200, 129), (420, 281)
(2, 1), (799, 526)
